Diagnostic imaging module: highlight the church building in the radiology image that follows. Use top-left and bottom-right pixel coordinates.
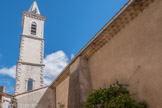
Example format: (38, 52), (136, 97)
(3, 0), (162, 107)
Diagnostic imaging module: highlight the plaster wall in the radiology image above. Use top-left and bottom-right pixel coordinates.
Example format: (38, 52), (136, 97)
(20, 36), (43, 64)
(68, 57), (92, 108)
(88, 0), (162, 107)
(15, 87), (55, 108)
(56, 76), (69, 108)
(2, 97), (11, 108)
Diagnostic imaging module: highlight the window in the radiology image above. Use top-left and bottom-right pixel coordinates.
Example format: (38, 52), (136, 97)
(8, 102), (11, 108)
(33, 8), (37, 14)
(31, 22), (37, 35)
(27, 79), (33, 91)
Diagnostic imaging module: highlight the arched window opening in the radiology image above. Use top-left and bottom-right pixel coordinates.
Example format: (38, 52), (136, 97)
(31, 22), (37, 35)
(27, 79), (33, 91)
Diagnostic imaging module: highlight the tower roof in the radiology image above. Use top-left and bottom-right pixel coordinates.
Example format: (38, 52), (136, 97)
(28, 1), (40, 14)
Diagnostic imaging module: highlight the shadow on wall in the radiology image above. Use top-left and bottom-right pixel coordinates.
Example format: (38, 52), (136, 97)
(36, 87), (55, 108)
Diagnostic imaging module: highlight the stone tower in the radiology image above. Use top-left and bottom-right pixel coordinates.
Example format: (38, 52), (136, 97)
(14, 1), (46, 94)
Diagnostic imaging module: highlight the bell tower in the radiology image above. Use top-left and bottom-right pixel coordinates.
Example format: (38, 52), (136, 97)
(15, 1), (46, 94)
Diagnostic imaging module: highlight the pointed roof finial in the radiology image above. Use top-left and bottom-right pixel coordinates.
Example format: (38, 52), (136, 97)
(28, 0), (40, 14)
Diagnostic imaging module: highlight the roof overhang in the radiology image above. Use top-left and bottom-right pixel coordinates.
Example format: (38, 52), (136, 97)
(0, 92), (14, 97)
(50, 0), (155, 88)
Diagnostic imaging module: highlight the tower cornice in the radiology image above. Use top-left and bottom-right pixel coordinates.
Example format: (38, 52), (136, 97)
(22, 11), (46, 28)
(23, 11), (46, 20)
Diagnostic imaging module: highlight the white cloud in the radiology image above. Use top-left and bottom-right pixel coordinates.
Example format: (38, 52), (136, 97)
(44, 50), (68, 85)
(0, 50), (69, 86)
(0, 65), (16, 78)
(71, 53), (75, 60)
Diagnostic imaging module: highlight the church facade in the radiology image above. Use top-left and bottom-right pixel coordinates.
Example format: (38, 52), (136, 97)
(13, 0), (162, 108)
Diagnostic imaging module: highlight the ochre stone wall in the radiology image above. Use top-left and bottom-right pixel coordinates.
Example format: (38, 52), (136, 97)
(88, 0), (162, 107)
(56, 76), (69, 108)
(68, 57), (92, 108)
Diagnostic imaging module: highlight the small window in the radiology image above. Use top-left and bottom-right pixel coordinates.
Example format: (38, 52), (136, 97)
(33, 8), (37, 14)
(27, 79), (33, 91)
(31, 22), (37, 35)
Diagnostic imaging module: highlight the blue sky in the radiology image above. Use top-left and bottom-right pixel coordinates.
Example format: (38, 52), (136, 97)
(0, 0), (128, 94)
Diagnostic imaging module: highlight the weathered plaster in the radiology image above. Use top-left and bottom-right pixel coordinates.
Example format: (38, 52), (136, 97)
(15, 87), (55, 108)
(68, 57), (92, 108)
(56, 77), (69, 108)
(88, 0), (162, 107)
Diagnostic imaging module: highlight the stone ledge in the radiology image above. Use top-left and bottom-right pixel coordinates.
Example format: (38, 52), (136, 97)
(21, 34), (45, 40)
(17, 61), (45, 66)
(14, 86), (48, 96)
(82, 0), (155, 58)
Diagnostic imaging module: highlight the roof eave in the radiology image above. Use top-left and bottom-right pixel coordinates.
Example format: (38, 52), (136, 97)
(50, 0), (155, 88)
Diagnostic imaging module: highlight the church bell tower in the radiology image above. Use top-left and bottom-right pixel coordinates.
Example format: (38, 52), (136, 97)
(15, 1), (46, 94)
